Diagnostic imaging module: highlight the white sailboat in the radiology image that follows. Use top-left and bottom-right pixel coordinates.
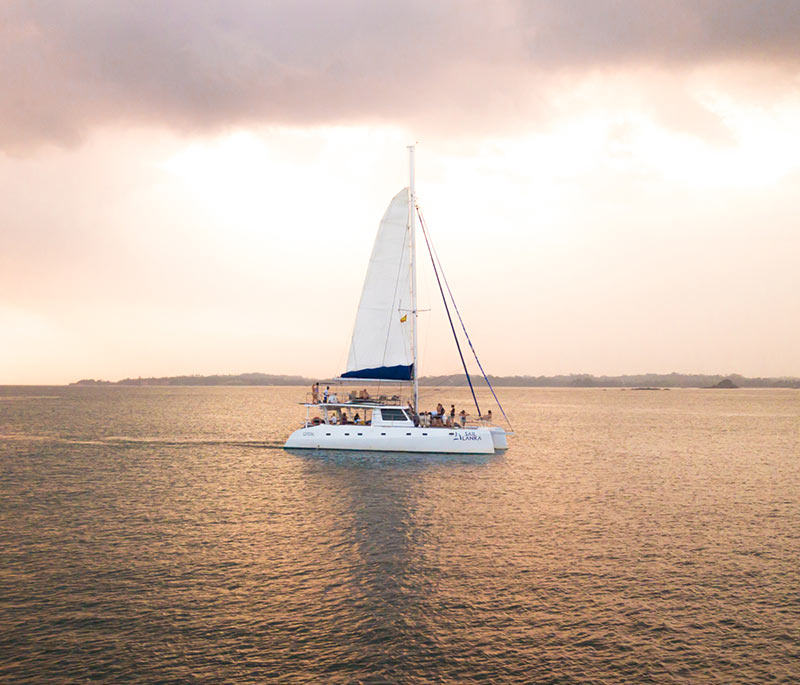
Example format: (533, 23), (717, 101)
(284, 147), (509, 455)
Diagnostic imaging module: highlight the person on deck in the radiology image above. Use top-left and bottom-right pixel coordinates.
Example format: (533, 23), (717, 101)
(450, 405), (456, 425)
(323, 386), (330, 403)
(358, 388), (369, 400)
(459, 409), (467, 427)
(312, 382), (319, 403)
(486, 410), (492, 423)
(353, 412), (361, 424)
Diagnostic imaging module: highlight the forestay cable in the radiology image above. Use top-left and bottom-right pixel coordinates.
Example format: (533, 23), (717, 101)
(416, 206), (512, 429)
(417, 207), (481, 418)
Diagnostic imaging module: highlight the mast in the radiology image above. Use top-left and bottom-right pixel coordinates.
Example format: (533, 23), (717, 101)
(408, 144), (419, 413)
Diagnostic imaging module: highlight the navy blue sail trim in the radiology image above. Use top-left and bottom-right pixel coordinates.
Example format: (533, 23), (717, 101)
(418, 213), (482, 418)
(341, 364), (413, 381)
(417, 207), (512, 429)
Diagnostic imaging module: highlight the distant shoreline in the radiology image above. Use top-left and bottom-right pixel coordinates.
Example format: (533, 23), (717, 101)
(67, 372), (800, 389)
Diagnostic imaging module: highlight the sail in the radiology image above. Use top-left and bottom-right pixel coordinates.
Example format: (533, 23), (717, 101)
(342, 188), (414, 381)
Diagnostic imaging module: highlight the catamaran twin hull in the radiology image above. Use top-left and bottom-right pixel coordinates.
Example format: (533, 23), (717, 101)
(283, 147), (511, 455)
(284, 424), (508, 454)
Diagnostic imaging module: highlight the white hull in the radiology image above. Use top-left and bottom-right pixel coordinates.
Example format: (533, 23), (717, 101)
(488, 426), (508, 450)
(284, 424), (502, 454)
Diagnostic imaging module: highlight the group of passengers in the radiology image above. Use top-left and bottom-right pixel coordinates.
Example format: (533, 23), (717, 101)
(418, 405), (493, 427)
(312, 382), (370, 404)
(419, 403), (465, 428)
(309, 382), (494, 427)
(311, 383), (339, 404)
(332, 410), (367, 426)
(310, 409), (368, 427)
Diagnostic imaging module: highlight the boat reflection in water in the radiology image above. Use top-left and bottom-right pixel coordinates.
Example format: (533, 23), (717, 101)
(283, 447), (499, 467)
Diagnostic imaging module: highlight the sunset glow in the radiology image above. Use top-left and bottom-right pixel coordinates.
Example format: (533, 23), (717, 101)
(2, 1), (799, 383)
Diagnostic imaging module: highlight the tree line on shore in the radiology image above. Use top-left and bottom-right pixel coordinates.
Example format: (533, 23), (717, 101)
(72, 372), (799, 388)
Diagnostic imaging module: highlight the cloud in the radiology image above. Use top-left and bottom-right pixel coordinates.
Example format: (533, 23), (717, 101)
(1, 0), (799, 152)
(520, 1), (800, 68)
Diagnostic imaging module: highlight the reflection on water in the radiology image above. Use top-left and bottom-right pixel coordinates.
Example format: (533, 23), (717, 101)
(1, 385), (799, 682)
(285, 447), (496, 467)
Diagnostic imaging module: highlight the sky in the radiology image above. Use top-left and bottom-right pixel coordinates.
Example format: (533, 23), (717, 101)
(2, 0), (799, 384)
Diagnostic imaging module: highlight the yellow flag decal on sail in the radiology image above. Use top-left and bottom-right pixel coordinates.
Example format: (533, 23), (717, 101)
(400, 314), (407, 323)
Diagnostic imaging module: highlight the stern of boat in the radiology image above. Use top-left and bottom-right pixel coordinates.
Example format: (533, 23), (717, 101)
(489, 426), (509, 450)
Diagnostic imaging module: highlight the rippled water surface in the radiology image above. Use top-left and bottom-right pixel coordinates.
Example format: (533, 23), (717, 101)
(1, 385), (799, 682)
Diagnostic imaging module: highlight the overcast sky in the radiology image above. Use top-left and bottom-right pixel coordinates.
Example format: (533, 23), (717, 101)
(2, 0), (799, 383)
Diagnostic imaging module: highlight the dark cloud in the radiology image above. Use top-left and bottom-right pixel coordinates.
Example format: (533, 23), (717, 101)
(521, 1), (800, 68)
(2, 0), (799, 151)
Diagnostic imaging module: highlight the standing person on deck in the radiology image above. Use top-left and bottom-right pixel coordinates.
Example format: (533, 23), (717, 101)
(323, 386), (330, 403)
(312, 382), (319, 403)
(450, 405), (456, 426)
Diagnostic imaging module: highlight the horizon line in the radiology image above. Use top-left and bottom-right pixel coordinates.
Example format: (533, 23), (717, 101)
(4, 370), (800, 387)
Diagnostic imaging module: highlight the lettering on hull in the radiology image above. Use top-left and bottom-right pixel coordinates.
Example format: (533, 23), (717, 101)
(453, 431), (481, 441)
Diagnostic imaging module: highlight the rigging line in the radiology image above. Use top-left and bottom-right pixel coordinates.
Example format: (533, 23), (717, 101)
(417, 206), (481, 418)
(416, 206), (512, 429)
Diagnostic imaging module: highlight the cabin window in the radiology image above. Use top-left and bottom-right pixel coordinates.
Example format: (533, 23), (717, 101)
(381, 432), (386, 436)
(380, 408), (409, 422)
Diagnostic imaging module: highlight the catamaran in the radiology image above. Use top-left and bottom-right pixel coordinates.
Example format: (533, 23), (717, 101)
(284, 147), (511, 455)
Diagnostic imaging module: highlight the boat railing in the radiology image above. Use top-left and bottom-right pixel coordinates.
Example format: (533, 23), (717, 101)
(300, 416), (489, 429)
(417, 412), (495, 428)
(305, 391), (404, 406)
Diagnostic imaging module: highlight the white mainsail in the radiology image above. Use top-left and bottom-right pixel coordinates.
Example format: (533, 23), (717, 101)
(342, 187), (414, 381)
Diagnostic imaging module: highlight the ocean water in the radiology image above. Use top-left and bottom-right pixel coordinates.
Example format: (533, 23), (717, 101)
(1, 385), (798, 683)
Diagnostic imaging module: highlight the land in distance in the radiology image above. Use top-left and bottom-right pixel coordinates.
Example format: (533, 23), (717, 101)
(71, 372), (800, 389)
